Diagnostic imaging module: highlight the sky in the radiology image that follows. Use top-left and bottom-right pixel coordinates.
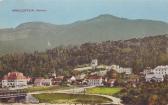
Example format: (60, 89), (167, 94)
(0, 0), (168, 28)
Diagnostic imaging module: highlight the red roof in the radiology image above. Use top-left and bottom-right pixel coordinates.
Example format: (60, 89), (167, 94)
(2, 72), (27, 80)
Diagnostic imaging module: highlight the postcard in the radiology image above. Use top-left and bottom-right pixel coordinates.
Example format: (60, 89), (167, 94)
(0, 0), (168, 105)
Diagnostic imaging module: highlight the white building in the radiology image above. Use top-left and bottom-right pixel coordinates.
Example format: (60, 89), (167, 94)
(143, 65), (168, 82)
(110, 65), (132, 75)
(145, 73), (164, 82)
(75, 74), (86, 80)
(90, 70), (108, 76)
(144, 65), (168, 76)
(34, 78), (52, 86)
(87, 75), (103, 86)
(1, 72), (28, 88)
(152, 65), (168, 76)
(69, 76), (76, 82)
(91, 59), (98, 69)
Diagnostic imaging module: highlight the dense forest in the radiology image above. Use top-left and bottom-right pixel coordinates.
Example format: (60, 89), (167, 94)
(0, 35), (168, 77)
(119, 82), (168, 105)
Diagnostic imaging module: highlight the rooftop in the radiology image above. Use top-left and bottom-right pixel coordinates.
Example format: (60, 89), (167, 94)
(2, 71), (27, 80)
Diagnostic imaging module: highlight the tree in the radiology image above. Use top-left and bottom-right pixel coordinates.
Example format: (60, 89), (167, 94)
(148, 95), (158, 105)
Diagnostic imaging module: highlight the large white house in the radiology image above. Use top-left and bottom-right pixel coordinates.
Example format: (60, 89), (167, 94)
(144, 65), (168, 76)
(144, 65), (168, 82)
(110, 65), (132, 75)
(1, 72), (28, 88)
(152, 65), (168, 75)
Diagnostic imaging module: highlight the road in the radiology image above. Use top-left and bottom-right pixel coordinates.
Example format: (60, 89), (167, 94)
(30, 86), (123, 105)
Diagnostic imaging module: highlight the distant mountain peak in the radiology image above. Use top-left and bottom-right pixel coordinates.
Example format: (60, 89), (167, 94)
(87, 14), (128, 23)
(96, 14), (120, 19)
(15, 22), (56, 30)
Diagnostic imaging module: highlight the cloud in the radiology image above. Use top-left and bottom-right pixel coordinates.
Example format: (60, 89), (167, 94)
(0, 0), (3, 2)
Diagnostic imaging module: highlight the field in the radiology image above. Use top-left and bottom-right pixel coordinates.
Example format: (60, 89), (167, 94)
(86, 87), (122, 95)
(25, 86), (70, 92)
(33, 93), (111, 104)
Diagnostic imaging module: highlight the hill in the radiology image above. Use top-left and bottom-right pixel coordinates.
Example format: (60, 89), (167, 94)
(0, 35), (168, 77)
(0, 14), (168, 55)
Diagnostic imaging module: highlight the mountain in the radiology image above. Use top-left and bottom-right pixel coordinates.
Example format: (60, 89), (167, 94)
(1, 14), (168, 55)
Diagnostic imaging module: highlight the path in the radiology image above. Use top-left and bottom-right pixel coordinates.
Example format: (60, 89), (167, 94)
(30, 86), (123, 105)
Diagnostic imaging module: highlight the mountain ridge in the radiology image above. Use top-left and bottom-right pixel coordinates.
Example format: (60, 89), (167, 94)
(0, 14), (168, 55)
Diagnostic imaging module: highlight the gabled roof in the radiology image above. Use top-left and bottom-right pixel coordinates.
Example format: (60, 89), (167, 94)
(2, 72), (27, 80)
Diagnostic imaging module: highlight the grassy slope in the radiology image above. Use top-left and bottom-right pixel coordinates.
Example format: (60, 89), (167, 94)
(86, 87), (122, 95)
(33, 93), (111, 104)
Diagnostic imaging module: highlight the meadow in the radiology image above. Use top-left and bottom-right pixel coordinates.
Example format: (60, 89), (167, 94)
(33, 93), (112, 104)
(86, 87), (122, 95)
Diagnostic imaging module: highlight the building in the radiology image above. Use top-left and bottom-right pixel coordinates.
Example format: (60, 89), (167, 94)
(110, 65), (132, 75)
(127, 74), (140, 83)
(91, 70), (108, 77)
(152, 65), (168, 76)
(52, 76), (64, 85)
(74, 65), (107, 72)
(107, 79), (116, 87)
(87, 75), (103, 86)
(91, 59), (98, 69)
(68, 76), (76, 83)
(1, 72), (28, 88)
(145, 73), (164, 82)
(143, 65), (168, 82)
(144, 65), (168, 76)
(75, 74), (86, 80)
(34, 78), (52, 86)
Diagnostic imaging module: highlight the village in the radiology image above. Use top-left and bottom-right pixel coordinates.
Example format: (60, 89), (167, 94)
(0, 59), (168, 90)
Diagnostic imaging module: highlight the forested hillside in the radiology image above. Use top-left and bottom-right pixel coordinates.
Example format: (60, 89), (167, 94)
(0, 35), (168, 77)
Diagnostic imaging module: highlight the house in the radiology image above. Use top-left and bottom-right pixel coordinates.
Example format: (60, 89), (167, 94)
(73, 65), (107, 72)
(52, 76), (64, 85)
(1, 72), (28, 88)
(110, 65), (132, 75)
(145, 73), (164, 82)
(75, 74), (86, 80)
(91, 70), (108, 77)
(67, 76), (76, 83)
(34, 78), (52, 86)
(144, 65), (168, 76)
(152, 65), (168, 76)
(143, 65), (168, 82)
(33, 77), (43, 86)
(107, 79), (116, 87)
(87, 75), (103, 86)
(127, 74), (140, 83)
